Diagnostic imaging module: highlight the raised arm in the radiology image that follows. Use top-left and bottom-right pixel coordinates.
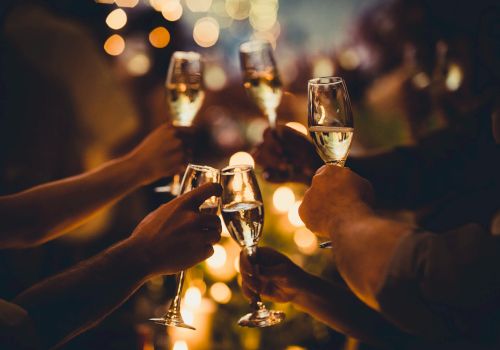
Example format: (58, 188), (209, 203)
(14, 183), (222, 349)
(0, 124), (185, 249)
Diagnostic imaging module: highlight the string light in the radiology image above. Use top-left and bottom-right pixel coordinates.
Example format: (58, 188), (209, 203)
(162, 1), (183, 21)
(115, 0), (139, 8)
(106, 9), (127, 30)
(272, 186), (295, 213)
(204, 65), (227, 91)
(186, 0), (212, 12)
(293, 227), (317, 254)
(104, 34), (125, 56)
(184, 287), (202, 309)
(288, 201), (304, 227)
(313, 57), (334, 77)
(206, 244), (226, 269)
(229, 152), (255, 167)
(210, 282), (232, 304)
(226, 0), (251, 20)
(149, 26), (170, 48)
(193, 17), (220, 48)
(126, 53), (151, 76)
(173, 341), (188, 350)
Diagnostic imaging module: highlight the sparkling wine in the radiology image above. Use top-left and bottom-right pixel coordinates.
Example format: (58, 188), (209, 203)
(243, 70), (282, 117)
(199, 202), (219, 215)
(309, 126), (354, 166)
(221, 201), (264, 248)
(166, 83), (205, 127)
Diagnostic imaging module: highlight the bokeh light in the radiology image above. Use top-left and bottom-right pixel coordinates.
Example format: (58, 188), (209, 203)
(288, 201), (304, 227)
(285, 122), (308, 135)
(162, 1), (183, 21)
(312, 57), (334, 77)
(115, 0), (139, 7)
(234, 254), (240, 273)
(272, 186), (295, 213)
(210, 282), (232, 304)
(184, 286), (202, 309)
(412, 72), (431, 89)
(204, 65), (227, 91)
(226, 0), (251, 20)
(186, 0), (212, 12)
(338, 48), (361, 70)
(249, 0), (278, 32)
(445, 63), (463, 91)
(126, 53), (151, 76)
(149, 26), (170, 48)
(246, 118), (268, 144)
(193, 17), (220, 48)
(104, 34), (125, 56)
(229, 152), (255, 167)
(106, 9), (127, 30)
(293, 227), (317, 254)
(206, 244), (226, 268)
(173, 340), (188, 350)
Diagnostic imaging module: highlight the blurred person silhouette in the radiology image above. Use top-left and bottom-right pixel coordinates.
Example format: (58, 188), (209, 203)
(0, 182), (222, 350)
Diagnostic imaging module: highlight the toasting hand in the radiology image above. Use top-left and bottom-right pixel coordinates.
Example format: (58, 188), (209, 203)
(253, 125), (322, 184)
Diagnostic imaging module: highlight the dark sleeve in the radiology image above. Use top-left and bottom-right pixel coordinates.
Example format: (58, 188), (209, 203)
(348, 111), (499, 209)
(375, 224), (500, 342)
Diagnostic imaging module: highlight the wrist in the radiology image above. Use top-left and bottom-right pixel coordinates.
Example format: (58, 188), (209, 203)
(121, 152), (153, 187)
(113, 237), (154, 282)
(328, 203), (376, 241)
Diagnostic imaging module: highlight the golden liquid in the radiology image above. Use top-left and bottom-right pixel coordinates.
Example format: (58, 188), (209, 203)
(309, 126), (354, 166)
(166, 83), (205, 127)
(221, 201), (264, 248)
(243, 70), (282, 117)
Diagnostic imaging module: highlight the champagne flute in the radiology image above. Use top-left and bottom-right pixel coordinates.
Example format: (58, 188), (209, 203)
(308, 77), (354, 249)
(150, 164), (220, 329)
(221, 165), (285, 327)
(239, 40), (282, 128)
(155, 51), (205, 194)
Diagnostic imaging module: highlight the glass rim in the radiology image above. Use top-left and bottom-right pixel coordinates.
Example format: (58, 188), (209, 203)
(239, 40), (272, 53)
(221, 164), (254, 175)
(308, 76), (345, 86)
(172, 51), (202, 61)
(186, 163), (219, 174)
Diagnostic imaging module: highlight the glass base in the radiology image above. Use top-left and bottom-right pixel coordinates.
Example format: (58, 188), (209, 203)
(149, 316), (196, 330)
(237, 309), (285, 328)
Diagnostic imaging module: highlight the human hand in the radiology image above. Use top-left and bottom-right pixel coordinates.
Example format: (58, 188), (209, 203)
(240, 247), (310, 303)
(299, 166), (375, 238)
(129, 182), (222, 276)
(253, 125), (322, 184)
(127, 124), (186, 184)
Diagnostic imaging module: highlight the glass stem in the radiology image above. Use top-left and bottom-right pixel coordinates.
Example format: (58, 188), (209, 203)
(169, 270), (185, 313)
(245, 246), (266, 312)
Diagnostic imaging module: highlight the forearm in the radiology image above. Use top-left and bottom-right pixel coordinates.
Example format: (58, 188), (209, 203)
(332, 213), (413, 310)
(292, 273), (409, 348)
(0, 154), (145, 248)
(14, 238), (149, 349)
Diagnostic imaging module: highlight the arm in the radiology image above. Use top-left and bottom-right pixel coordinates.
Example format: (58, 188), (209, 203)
(240, 248), (412, 348)
(0, 124), (185, 249)
(14, 183), (222, 349)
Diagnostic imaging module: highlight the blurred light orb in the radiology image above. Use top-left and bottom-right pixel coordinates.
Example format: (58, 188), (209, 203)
(206, 244), (226, 268)
(273, 186), (295, 213)
(288, 201), (304, 227)
(286, 346), (307, 350)
(184, 286), (202, 308)
(204, 65), (227, 91)
(229, 151), (255, 167)
(96, 0), (114, 3)
(338, 48), (360, 71)
(104, 34), (125, 56)
(173, 341), (188, 350)
(180, 309), (194, 325)
(115, 0), (139, 8)
(412, 72), (431, 90)
(186, 0), (212, 12)
(246, 118), (268, 144)
(226, 0), (251, 20)
(445, 63), (463, 91)
(193, 17), (220, 47)
(293, 227), (317, 254)
(313, 57), (334, 78)
(234, 254), (240, 273)
(126, 53), (151, 76)
(286, 122), (307, 135)
(249, 0), (278, 31)
(210, 282), (232, 304)
(149, 26), (170, 48)
(162, 1), (183, 21)
(106, 9), (127, 30)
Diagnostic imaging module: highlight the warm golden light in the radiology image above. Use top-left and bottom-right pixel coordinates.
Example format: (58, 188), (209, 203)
(204, 65), (227, 91)
(126, 53), (151, 76)
(180, 309), (195, 325)
(288, 201), (304, 227)
(272, 186), (295, 213)
(285, 122), (308, 135)
(115, 0), (139, 8)
(210, 282), (232, 304)
(193, 17), (220, 48)
(338, 48), (360, 70)
(186, 0), (212, 12)
(313, 57), (334, 77)
(249, 0), (278, 32)
(162, 1), (183, 21)
(234, 254), (240, 273)
(412, 72), (431, 89)
(104, 34), (125, 56)
(184, 286), (202, 309)
(229, 151), (255, 167)
(293, 227), (317, 254)
(206, 244), (226, 268)
(106, 9), (127, 30)
(149, 26), (170, 48)
(226, 0), (251, 20)
(173, 340), (188, 350)
(445, 63), (463, 91)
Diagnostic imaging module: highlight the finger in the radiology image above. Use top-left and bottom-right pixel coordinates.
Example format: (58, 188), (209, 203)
(180, 182), (222, 210)
(203, 229), (222, 245)
(315, 164), (328, 175)
(259, 264), (290, 279)
(195, 214), (222, 231)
